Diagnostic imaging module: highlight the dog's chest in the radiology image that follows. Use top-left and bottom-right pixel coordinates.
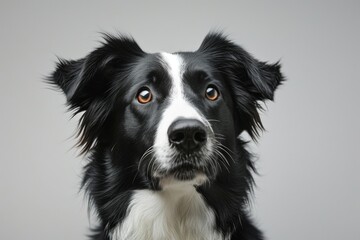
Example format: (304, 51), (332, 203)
(110, 188), (227, 240)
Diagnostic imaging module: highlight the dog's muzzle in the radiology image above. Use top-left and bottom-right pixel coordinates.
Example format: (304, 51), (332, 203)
(167, 119), (207, 153)
(151, 118), (214, 184)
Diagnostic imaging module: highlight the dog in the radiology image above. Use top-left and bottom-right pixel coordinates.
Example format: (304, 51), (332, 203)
(49, 32), (284, 240)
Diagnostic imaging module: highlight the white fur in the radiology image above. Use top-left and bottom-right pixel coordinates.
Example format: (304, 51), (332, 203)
(110, 177), (227, 240)
(153, 52), (211, 170)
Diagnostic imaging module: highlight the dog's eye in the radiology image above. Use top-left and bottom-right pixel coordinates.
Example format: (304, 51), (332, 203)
(205, 85), (219, 101)
(136, 87), (152, 104)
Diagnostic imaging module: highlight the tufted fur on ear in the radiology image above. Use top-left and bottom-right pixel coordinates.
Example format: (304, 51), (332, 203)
(48, 35), (144, 152)
(198, 32), (284, 139)
(49, 35), (144, 110)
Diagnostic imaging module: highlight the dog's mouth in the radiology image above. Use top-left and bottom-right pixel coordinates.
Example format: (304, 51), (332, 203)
(153, 161), (210, 189)
(153, 150), (217, 183)
(153, 161), (203, 181)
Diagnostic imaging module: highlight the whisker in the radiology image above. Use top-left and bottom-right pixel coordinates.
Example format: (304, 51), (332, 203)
(215, 136), (226, 141)
(132, 169), (139, 184)
(216, 144), (235, 164)
(131, 147), (154, 184)
(214, 149), (230, 173)
(138, 146), (154, 171)
(216, 141), (234, 154)
(213, 138), (235, 155)
(111, 143), (118, 152)
(208, 153), (220, 175)
(214, 133), (226, 138)
(207, 119), (220, 123)
(147, 155), (156, 177)
(215, 148), (230, 167)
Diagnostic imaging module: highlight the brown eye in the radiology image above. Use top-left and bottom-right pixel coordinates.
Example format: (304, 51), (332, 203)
(137, 88), (152, 104)
(205, 85), (219, 101)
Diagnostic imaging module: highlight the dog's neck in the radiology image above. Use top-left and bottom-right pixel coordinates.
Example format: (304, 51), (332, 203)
(110, 178), (228, 240)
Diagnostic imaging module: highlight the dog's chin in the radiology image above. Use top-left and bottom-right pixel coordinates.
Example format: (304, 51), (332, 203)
(153, 162), (209, 190)
(169, 162), (202, 180)
(171, 169), (198, 181)
(154, 165), (203, 181)
(157, 171), (209, 190)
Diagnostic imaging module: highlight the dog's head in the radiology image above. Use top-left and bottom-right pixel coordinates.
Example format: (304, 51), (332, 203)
(50, 33), (283, 189)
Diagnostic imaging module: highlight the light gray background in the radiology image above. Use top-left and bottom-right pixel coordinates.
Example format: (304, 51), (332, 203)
(1, 1), (359, 239)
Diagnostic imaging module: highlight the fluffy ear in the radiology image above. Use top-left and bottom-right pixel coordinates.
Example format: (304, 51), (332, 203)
(198, 32), (284, 138)
(48, 35), (144, 153)
(198, 32), (284, 101)
(49, 35), (144, 111)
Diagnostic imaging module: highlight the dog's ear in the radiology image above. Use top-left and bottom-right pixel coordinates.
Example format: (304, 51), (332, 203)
(198, 32), (284, 138)
(198, 32), (284, 101)
(48, 35), (144, 152)
(49, 35), (144, 111)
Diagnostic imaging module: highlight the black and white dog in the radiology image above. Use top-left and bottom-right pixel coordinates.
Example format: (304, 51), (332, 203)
(49, 32), (283, 240)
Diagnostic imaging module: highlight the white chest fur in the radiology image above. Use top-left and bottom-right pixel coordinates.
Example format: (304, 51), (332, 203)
(110, 184), (227, 240)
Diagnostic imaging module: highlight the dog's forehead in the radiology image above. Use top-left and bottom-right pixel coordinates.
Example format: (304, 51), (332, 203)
(157, 52), (209, 81)
(132, 52), (186, 79)
(159, 51), (215, 79)
(159, 52), (184, 86)
(130, 52), (213, 91)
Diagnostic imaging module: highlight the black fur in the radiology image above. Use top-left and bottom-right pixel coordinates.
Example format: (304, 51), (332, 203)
(49, 32), (284, 240)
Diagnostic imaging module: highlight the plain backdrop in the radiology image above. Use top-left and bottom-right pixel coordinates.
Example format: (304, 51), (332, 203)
(1, 1), (359, 239)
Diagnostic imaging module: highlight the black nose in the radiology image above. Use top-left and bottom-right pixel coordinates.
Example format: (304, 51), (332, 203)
(167, 119), (207, 152)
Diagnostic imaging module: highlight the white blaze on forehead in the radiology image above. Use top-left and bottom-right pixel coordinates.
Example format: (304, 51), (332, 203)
(160, 52), (203, 118)
(161, 52), (183, 97)
(154, 52), (205, 168)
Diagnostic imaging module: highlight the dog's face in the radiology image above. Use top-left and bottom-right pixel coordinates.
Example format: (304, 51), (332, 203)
(50, 33), (283, 189)
(122, 52), (238, 185)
